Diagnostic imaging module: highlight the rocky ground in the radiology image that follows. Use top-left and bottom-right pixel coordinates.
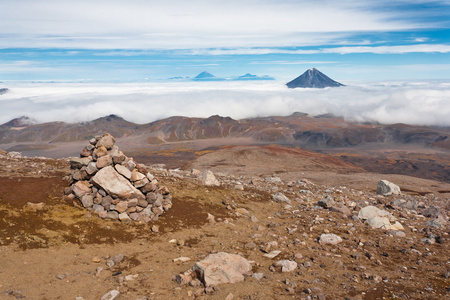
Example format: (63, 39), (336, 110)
(0, 147), (449, 300)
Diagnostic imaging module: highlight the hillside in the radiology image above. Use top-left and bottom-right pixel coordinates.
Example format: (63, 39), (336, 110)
(0, 141), (448, 299)
(2, 114), (449, 150)
(1, 113), (449, 183)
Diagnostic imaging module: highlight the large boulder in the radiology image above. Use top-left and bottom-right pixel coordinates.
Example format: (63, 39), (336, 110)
(178, 252), (252, 287)
(273, 260), (298, 272)
(201, 170), (220, 186)
(317, 196), (335, 208)
(366, 217), (404, 231)
(358, 205), (392, 220)
(92, 166), (145, 200)
(272, 192), (291, 204)
(359, 205), (403, 230)
(319, 233), (343, 245)
(377, 180), (401, 196)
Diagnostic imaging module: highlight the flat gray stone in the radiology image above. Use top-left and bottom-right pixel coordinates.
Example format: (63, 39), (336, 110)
(80, 194), (94, 208)
(115, 164), (132, 179)
(85, 161), (98, 175)
(106, 211), (119, 220)
(93, 204), (105, 214)
(70, 157), (91, 169)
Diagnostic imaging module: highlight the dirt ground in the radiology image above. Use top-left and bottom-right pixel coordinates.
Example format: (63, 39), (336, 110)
(0, 147), (449, 300)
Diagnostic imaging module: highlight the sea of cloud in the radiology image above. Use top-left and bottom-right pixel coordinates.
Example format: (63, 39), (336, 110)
(0, 80), (449, 127)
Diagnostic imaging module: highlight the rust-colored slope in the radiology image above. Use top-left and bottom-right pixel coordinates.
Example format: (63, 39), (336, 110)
(184, 144), (364, 179)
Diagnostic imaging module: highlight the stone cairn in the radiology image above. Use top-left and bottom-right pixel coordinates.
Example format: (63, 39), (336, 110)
(65, 133), (172, 222)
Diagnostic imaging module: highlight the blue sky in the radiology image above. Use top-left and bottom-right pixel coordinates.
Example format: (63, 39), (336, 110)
(0, 0), (450, 81)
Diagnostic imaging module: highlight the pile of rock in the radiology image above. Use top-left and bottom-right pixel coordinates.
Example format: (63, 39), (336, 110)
(65, 133), (172, 222)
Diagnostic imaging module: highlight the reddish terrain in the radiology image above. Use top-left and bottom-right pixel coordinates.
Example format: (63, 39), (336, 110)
(0, 141), (449, 299)
(0, 115), (449, 299)
(1, 113), (449, 184)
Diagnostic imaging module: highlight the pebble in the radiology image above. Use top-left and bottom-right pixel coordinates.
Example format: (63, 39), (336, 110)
(250, 215), (259, 223)
(263, 250), (281, 259)
(236, 208), (249, 215)
(125, 274), (138, 281)
(244, 242), (257, 250)
(225, 293), (234, 300)
(112, 253), (124, 263)
(173, 257), (191, 263)
(390, 231), (406, 237)
(100, 290), (119, 300)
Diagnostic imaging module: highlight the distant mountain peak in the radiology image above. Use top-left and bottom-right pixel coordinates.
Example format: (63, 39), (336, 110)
(193, 71), (226, 81)
(286, 68), (344, 89)
(194, 71), (216, 79)
(93, 114), (127, 123)
(2, 116), (37, 127)
(235, 73), (274, 81)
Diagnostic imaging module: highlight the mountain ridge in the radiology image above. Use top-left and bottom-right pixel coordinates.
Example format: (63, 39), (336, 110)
(1, 113), (449, 183)
(1, 113), (448, 150)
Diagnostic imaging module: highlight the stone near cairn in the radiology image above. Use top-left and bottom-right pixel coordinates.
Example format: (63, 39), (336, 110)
(66, 133), (172, 222)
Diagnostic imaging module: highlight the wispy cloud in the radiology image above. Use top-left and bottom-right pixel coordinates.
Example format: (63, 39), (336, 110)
(188, 44), (450, 56)
(1, 81), (449, 127)
(250, 61), (338, 65)
(322, 44), (450, 54)
(1, 0), (446, 49)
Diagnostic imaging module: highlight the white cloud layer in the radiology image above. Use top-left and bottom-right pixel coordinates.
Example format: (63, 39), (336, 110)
(1, 81), (449, 127)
